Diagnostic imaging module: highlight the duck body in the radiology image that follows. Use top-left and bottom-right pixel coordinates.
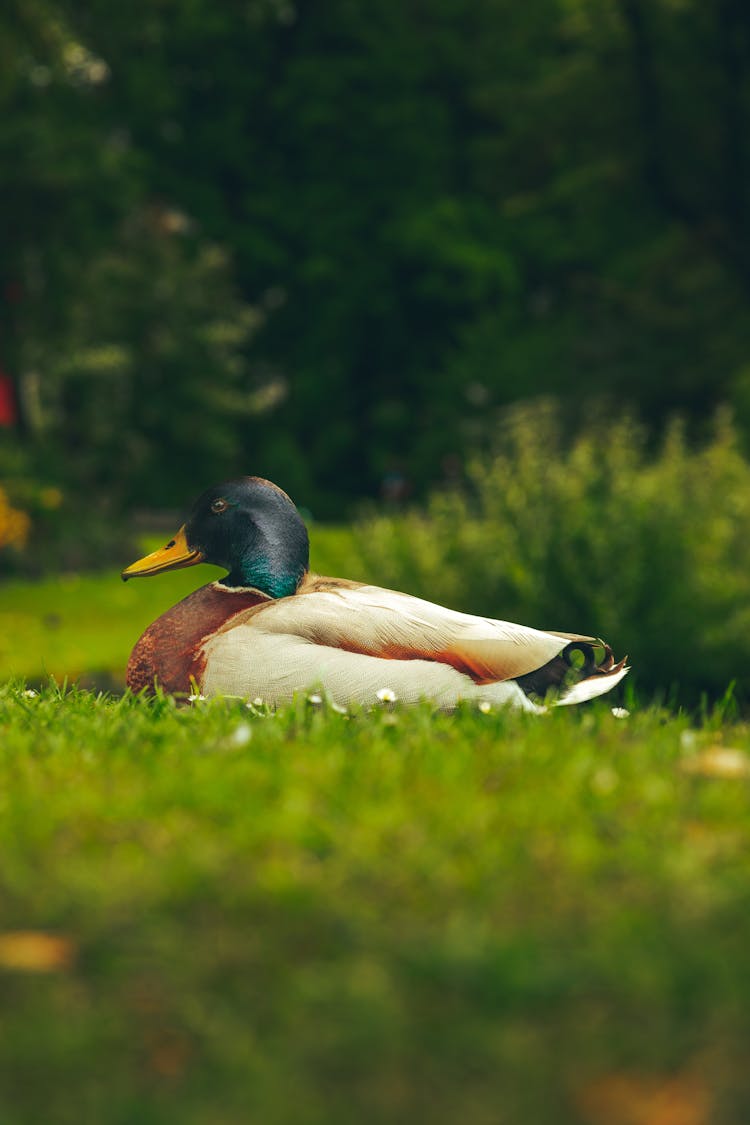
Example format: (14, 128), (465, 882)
(123, 477), (628, 710)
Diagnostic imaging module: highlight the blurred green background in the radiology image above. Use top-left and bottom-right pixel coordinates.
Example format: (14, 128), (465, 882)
(6, 10), (750, 1123)
(2, 0), (750, 698)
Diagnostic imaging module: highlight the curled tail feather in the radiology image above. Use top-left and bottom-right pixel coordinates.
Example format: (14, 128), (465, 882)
(516, 640), (629, 705)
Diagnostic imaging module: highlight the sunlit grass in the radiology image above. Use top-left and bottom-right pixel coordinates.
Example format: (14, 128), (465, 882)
(1, 685), (750, 1123)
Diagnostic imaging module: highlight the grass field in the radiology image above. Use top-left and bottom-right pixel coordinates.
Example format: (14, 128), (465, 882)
(2, 683), (750, 1124)
(3, 535), (750, 1123)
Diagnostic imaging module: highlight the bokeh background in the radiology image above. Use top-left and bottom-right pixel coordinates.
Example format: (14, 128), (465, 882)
(6, 13), (750, 1125)
(2, 0), (750, 699)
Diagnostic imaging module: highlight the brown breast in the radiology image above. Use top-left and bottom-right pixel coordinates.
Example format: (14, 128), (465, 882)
(126, 583), (269, 695)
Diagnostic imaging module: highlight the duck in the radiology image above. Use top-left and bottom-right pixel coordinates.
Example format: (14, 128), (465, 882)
(121, 476), (628, 711)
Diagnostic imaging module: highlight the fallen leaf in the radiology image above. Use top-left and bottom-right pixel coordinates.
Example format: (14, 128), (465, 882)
(576, 1070), (710, 1125)
(146, 1031), (191, 1079)
(0, 931), (76, 972)
(680, 747), (750, 779)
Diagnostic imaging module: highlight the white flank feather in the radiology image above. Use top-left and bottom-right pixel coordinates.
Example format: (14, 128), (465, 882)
(200, 629), (543, 712)
(554, 663), (630, 707)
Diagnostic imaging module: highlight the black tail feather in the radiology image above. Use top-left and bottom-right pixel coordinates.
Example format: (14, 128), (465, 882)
(515, 639), (620, 700)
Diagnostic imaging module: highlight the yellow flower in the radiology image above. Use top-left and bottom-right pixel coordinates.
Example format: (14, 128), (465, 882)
(0, 487), (30, 550)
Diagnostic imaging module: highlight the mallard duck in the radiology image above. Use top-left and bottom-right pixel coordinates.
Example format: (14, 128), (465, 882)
(122, 476), (628, 710)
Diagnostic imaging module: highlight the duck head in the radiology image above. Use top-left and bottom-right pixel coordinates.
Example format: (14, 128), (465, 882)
(122, 477), (310, 598)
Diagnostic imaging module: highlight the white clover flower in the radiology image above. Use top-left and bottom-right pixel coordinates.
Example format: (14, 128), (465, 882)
(376, 688), (397, 704)
(229, 723), (252, 747)
(610, 707), (630, 719)
(680, 729), (699, 751)
(478, 700), (492, 714)
(307, 693), (323, 705)
(253, 697), (264, 707)
(23, 689), (38, 699)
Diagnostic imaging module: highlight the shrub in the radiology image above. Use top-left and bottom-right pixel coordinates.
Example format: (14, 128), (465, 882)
(355, 403), (750, 702)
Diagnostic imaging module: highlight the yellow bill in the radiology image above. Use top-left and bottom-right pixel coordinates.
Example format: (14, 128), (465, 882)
(121, 525), (204, 580)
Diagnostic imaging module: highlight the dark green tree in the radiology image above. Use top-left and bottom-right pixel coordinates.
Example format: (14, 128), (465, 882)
(2, 0), (750, 511)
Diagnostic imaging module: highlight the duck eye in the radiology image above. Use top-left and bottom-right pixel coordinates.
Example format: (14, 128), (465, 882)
(211, 498), (228, 514)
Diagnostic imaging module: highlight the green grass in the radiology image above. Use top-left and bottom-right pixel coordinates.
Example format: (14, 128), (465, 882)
(2, 685), (750, 1123)
(0, 526), (361, 684)
(3, 528), (750, 1121)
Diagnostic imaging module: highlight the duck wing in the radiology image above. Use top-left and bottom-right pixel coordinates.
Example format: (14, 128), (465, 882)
(213, 578), (621, 686)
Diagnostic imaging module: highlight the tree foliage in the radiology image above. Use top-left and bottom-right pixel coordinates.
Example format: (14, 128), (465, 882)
(1, 0), (750, 511)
